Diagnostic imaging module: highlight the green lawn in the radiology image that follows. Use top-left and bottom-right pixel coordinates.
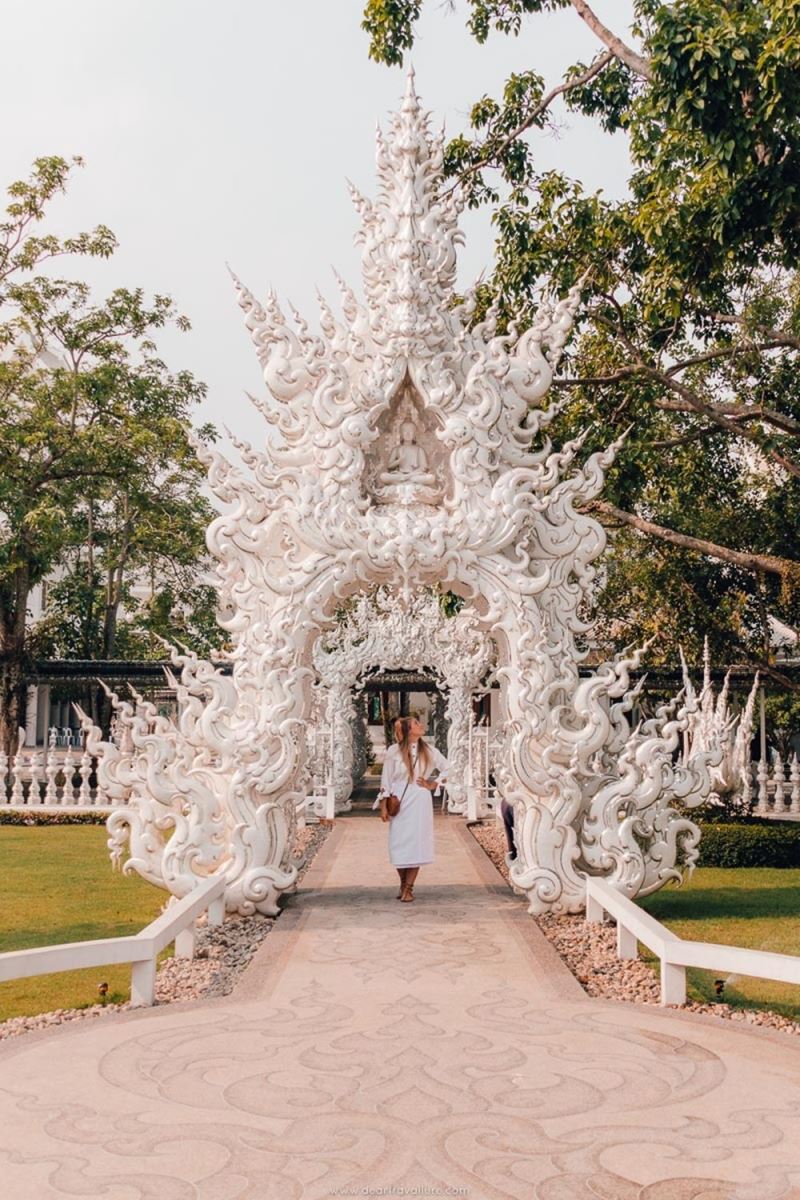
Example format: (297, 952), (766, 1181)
(640, 867), (800, 1020)
(0, 825), (168, 1021)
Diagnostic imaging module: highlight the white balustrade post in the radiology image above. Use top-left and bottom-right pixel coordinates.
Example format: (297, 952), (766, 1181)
(660, 960), (687, 1006)
(43, 743), (59, 805)
(207, 896), (225, 927)
(585, 890), (605, 924)
(773, 754), (786, 815)
(78, 749), (93, 805)
(10, 730), (25, 805)
(61, 747), (74, 805)
(175, 925), (196, 958)
(27, 751), (42, 807)
(617, 922), (638, 960)
(0, 749), (8, 805)
(130, 958), (156, 1007)
(466, 786), (479, 822)
(790, 756), (800, 815)
(756, 758), (769, 814)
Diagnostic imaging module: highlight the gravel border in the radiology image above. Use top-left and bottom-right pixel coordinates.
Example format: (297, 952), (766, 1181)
(471, 821), (800, 1038)
(0, 822), (332, 1041)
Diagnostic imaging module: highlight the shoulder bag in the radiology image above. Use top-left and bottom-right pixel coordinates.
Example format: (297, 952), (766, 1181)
(380, 777), (410, 823)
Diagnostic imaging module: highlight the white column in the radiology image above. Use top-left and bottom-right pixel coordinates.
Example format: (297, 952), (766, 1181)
(24, 686), (38, 747)
(36, 685), (50, 746)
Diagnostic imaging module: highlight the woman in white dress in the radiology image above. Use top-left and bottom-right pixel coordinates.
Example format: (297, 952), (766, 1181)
(378, 715), (449, 903)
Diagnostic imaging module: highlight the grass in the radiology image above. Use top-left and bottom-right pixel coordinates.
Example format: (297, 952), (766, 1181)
(0, 825), (168, 1021)
(639, 867), (800, 1020)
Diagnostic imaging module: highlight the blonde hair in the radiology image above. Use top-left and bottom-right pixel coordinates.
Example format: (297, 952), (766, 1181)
(394, 716), (431, 783)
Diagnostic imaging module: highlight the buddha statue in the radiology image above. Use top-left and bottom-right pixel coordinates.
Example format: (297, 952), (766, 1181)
(379, 420), (436, 488)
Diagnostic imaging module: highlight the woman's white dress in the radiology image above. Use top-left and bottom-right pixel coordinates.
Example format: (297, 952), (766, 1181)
(378, 742), (449, 868)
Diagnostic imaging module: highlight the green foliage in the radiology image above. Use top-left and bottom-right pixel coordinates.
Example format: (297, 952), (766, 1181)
(361, 0), (800, 666)
(764, 691), (800, 757)
(0, 811), (107, 825)
(697, 822), (800, 868)
(641, 865), (800, 1019)
(0, 157), (222, 747)
(362, 0), (422, 65)
(438, 589), (465, 618)
(0, 825), (167, 1019)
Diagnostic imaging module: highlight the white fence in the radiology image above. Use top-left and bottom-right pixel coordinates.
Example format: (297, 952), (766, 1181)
(754, 754), (800, 816)
(0, 875), (226, 1006)
(585, 875), (800, 1006)
(302, 722), (334, 821)
(467, 722), (502, 820)
(0, 727), (115, 812)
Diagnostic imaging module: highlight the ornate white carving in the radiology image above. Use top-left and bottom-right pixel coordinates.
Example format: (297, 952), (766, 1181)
(681, 640), (759, 802)
(313, 588), (494, 811)
(78, 70), (718, 916)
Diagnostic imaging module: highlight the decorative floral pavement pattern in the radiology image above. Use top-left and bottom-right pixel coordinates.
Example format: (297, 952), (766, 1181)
(1, 815), (800, 1199)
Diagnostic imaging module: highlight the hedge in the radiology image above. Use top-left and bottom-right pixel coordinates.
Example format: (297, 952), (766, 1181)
(0, 811), (108, 826)
(2, 814), (799, 866)
(697, 822), (800, 868)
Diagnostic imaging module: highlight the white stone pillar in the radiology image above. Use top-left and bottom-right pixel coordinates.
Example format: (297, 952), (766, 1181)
(24, 686), (39, 747)
(328, 685), (355, 814)
(36, 685), (50, 746)
(444, 679), (471, 814)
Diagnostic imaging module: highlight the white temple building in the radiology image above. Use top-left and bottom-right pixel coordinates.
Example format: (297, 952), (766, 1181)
(77, 72), (725, 917)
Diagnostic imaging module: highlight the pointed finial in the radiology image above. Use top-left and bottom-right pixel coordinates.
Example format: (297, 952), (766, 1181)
(402, 63), (419, 111)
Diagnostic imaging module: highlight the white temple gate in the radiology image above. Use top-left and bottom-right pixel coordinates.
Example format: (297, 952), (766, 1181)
(312, 587), (495, 814)
(80, 72), (720, 917)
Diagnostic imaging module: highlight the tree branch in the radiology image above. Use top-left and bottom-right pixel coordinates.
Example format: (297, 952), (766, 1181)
(555, 359), (800, 451)
(713, 312), (800, 352)
(569, 0), (653, 80)
(650, 425), (720, 449)
(451, 50), (614, 191)
(585, 499), (796, 580)
(649, 370), (800, 477)
(553, 367), (642, 387)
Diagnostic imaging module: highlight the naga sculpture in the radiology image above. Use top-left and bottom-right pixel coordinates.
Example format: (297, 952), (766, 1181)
(79, 70), (719, 916)
(681, 639), (759, 805)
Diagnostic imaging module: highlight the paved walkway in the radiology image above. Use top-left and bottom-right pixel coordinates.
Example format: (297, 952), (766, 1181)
(2, 817), (800, 1199)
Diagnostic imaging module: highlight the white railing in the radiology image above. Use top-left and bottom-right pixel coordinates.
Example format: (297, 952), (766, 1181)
(0, 726), (120, 812)
(0, 875), (226, 1007)
(755, 754), (800, 817)
(303, 722), (334, 821)
(585, 875), (800, 1006)
(467, 722), (502, 820)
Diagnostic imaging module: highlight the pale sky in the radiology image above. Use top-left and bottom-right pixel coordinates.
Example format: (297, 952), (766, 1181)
(3, 0), (632, 450)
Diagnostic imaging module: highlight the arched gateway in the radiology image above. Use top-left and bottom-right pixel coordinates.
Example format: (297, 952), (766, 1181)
(82, 73), (718, 918)
(313, 587), (495, 815)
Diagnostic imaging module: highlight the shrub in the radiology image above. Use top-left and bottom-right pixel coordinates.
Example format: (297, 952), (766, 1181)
(0, 811), (108, 826)
(698, 822), (800, 868)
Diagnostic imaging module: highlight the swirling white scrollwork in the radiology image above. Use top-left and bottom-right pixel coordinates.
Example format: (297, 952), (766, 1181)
(80, 70), (718, 916)
(681, 638), (759, 803)
(313, 588), (495, 812)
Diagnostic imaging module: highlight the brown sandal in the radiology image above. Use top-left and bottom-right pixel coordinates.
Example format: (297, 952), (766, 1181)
(400, 885), (414, 903)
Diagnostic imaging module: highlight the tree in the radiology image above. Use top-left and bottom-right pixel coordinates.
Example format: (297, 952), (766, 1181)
(0, 159), (215, 752)
(362, 1), (800, 670)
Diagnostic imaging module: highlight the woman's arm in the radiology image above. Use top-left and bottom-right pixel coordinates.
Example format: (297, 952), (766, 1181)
(432, 746), (449, 781)
(378, 747), (395, 797)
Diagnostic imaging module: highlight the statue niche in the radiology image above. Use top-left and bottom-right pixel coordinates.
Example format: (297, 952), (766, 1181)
(368, 388), (445, 505)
